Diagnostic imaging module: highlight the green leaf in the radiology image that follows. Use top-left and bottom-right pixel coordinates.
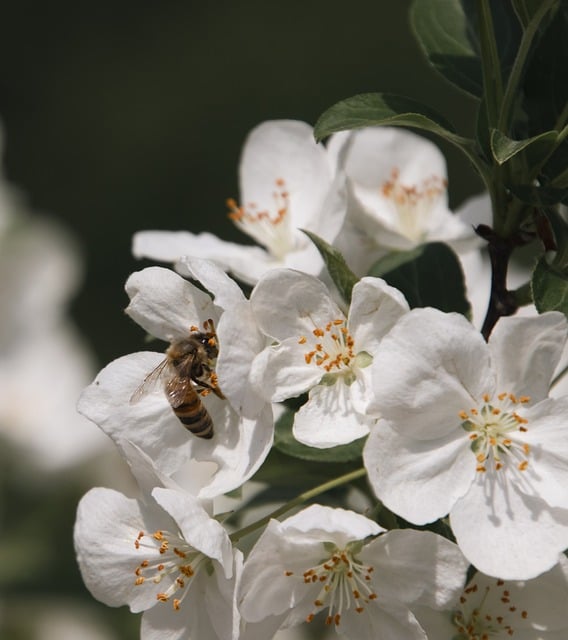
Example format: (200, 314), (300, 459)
(368, 246), (426, 277)
(314, 92), (457, 140)
(410, 0), (482, 98)
(301, 229), (358, 304)
(490, 129), (558, 165)
(314, 93), (488, 182)
(410, 0), (521, 99)
(532, 257), (568, 316)
(368, 242), (471, 316)
(274, 407), (365, 463)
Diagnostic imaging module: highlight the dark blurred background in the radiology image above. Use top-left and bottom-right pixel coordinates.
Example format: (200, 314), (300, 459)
(0, 0), (480, 368)
(0, 2), (480, 638)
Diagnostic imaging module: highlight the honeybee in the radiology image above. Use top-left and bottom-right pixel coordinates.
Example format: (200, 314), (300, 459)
(131, 324), (225, 439)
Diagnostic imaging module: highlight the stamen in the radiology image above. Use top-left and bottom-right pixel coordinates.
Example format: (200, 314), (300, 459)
(226, 178), (294, 258)
(133, 528), (204, 612)
(380, 167), (447, 242)
(287, 544), (377, 626)
(459, 392), (531, 473)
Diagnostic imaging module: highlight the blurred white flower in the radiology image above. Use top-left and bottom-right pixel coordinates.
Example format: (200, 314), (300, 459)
(0, 155), (106, 470)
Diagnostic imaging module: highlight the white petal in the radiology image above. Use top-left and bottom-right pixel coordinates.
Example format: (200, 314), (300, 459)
(293, 383), (372, 448)
(152, 487), (233, 576)
(518, 397), (568, 509)
(489, 312), (567, 402)
(367, 308), (493, 439)
(250, 341), (322, 402)
(125, 267), (218, 342)
(74, 487), (174, 613)
(282, 504), (383, 543)
(341, 603), (427, 640)
(133, 230), (240, 263)
(349, 277), (409, 352)
(140, 570), (216, 640)
(240, 120), (333, 229)
(176, 257), (245, 310)
(450, 473), (568, 579)
(336, 127), (447, 192)
(78, 352), (196, 474)
(215, 300), (268, 418)
(238, 519), (329, 622)
(193, 404), (274, 501)
(251, 269), (343, 341)
(363, 421), (475, 525)
(360, 530), (468, 609)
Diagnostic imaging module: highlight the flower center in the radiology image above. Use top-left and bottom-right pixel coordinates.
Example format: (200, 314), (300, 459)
(459, 392), (530, 473)
(285, 545), (377, 627)
(298, 319), (372, 386)
(381, 168), (447, 242)
(226, 178), (295, 259)
(452, 578), (529, 639)
(133, 529), (207, 611)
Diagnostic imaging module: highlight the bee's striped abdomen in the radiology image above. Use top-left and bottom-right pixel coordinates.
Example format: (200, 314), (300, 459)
(174, 390), (214, 439)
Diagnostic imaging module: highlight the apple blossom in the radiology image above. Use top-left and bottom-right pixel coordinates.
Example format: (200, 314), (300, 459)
(363, 307), (568, 579)
(133, 120), (346, 285)
(74, 447), (240, 640)
(413, 556), (568, 640)
(238, 504), (469, 639)
(327, 127), (480, 275)
(78, 261), (273, 499)
(250, 268), (409, 448)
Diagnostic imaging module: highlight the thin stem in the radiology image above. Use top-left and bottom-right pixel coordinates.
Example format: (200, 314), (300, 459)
(477, 0), (504, 129)
(229, 467), (367, 543)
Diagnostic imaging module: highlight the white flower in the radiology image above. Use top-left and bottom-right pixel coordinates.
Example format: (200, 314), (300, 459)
(414, 556), (568, 640)
(363, 308), (568, 579)
(78, 261), (273, 499)
(133, 120), (346, 285)
(238, 504), (468, 639)
(74, 446), (240, 640)
(327, 127), (479, 275)
(250, 269), (409, 448)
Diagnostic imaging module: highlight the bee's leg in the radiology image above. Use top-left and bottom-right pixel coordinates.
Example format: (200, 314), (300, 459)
(192, 376), (226, 400)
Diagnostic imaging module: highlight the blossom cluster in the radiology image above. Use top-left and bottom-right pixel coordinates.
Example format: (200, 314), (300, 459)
(75, 120), (568, 640)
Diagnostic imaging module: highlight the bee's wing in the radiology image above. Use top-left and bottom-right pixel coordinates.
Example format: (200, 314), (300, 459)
(165, 375), (194, 409)
(130, 358), (171, 404)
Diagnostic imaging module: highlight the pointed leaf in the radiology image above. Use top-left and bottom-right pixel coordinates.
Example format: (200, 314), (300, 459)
(410, 0), (482, 98)
(314, 93), (457, 140)
(368, 242), (471, 316)
(490, 129), (558, 165)
(411, 0), (521, 99)
(301, 229), (358, 304)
